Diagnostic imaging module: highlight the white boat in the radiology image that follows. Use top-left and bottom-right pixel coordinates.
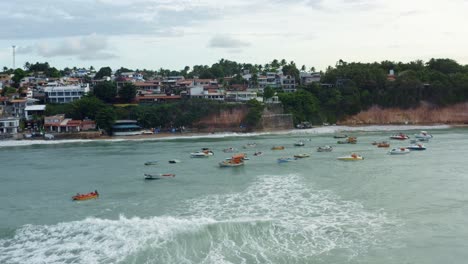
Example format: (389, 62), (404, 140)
(414, 131), (433, 139)
(144, 161), (158, 165)
(144, 173), (176, 180)
(388, 148), (410, 155)
(190, 151), (211, 158)
(168, 159), (181, 163)
(317, 145), (333, 152)
(243, 143), (257, 148)
(337, 153), (364, 161)
(223, 147), (237, 153)
(277, 157), (295, 163)
(407, 144), (426, 151)
(293, 153), (310, 158)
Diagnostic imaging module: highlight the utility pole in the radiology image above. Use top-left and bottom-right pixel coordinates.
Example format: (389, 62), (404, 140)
(12, 45), (16, 69)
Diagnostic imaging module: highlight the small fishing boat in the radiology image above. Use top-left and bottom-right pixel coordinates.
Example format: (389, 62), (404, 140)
(407, 144), (426, 151)
(223, 147), (237, 153)
(253, 151), (263, 156)
(377, 142), (390, 148)
(414, 131), (433, 139)
(277, 157), (295, 163)
(317, 145), (333, 152)
(190, 151), (211, 158)
(168, 159), (181, 163)
(191, 148), (214, 158)
(388, 148), (410, 155)
(144, 173), (176, 180)
(337, 137), (357, 144)
(390, 133), (410, 140)
(293, 153), (310, 158)
(294, 141), (305, 147)
(333, 134), (348, 138)
(243, 143), (257, 149)
(337, 153), (363, 161)
(219, 153), (246, 167)
(72, 190), (99, 201)
(144, 161), (158, 166)
(272, 146), (285, 150)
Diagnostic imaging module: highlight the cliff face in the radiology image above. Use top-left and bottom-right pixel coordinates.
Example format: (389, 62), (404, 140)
(193, 104), (293, 132)
(194, 106), (249, 132)
(339, 102), (468, 125)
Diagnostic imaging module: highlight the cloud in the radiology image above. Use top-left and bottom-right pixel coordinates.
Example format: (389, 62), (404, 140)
(0, 0), (220, 39)
(209, 35), (251, 49)
(16, 34), (117, 60)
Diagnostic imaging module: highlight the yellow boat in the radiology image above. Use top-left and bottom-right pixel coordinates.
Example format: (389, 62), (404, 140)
(272, 146), (285, 150)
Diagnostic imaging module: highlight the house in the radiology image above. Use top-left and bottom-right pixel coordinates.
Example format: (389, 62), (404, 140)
(136, 94), (182, 104)
(0, 117), (20, 135)
(8, 98), (28, 117)
(299, 72), (321, 85)
(189, 86), (225, 101)
(134, 81), (161, 94)
(225, 91), (262, 102)
(44, 114), (96, 132)
(387, 69), (396, 81)
(24, 104), (46, 120)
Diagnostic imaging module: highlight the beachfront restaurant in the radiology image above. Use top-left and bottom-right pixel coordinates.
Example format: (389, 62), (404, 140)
(111, 120), (143, 136)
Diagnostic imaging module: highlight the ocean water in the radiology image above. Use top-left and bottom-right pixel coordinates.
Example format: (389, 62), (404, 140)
(1, 125), (467, 264)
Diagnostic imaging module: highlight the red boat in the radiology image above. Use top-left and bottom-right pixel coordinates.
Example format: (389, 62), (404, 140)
(389, 133), (409, 140)
(72, 190), (99, 201)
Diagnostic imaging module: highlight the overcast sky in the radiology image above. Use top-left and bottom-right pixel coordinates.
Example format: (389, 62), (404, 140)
(1, 0), (468, 72)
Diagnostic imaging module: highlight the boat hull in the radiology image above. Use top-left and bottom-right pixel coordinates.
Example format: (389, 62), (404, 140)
(72, 194), (98, 201)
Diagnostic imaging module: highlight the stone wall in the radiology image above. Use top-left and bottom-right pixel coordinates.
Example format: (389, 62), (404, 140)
(261, 104), (293, 131)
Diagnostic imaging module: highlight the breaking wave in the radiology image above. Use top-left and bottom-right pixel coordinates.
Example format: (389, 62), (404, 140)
(1, 174), (399, 264)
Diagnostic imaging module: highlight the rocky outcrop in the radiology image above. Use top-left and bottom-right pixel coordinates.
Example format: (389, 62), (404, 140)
(339, 102), (468, 125)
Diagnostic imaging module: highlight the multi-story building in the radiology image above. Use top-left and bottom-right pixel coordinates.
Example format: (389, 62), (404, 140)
(0, 117), (20, 135)
(299, 72), (321, 85)
(44, 84), (90, 103)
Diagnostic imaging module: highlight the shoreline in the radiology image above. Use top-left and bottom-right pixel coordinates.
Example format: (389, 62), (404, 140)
(0, 124), (462, 148)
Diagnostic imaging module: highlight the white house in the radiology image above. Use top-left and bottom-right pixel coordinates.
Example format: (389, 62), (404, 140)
(0, 117), (20, 135)
(25, 105), (46, 120)
(44, 84), (90, 103)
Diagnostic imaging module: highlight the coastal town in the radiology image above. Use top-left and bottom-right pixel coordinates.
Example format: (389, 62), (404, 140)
(1, 57), (468, 140)
(0, 60), (322, 139)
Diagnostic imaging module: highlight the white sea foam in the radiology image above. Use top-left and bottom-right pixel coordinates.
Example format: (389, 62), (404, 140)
(0, 216), (216, 264)
(179, 174), (399, 263)
(0, 124), (449, 148)
(0, 174), (399, 264)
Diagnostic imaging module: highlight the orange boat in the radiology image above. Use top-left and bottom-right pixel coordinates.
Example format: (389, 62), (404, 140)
(72, 191), (99, 201)
(219, 153), (246, 167)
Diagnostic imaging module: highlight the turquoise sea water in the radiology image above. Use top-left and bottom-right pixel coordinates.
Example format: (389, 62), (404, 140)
(1, 126), (467, 264)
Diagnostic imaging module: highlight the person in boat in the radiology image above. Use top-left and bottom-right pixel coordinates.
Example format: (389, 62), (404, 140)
(94, 190), (99, 196)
